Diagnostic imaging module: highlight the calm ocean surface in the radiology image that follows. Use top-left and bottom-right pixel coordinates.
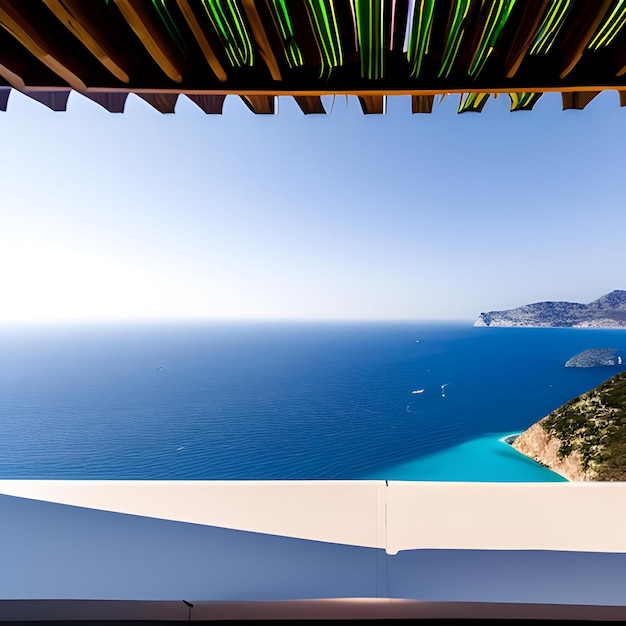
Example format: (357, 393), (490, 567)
(1, 321), (625, 482)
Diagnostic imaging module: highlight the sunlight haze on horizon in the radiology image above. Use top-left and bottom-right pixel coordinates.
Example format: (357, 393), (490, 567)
(1, 90), (624, 324)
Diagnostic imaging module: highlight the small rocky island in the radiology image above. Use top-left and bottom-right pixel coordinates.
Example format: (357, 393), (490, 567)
(565, 348), (621, 368)
(511, 371), (626, 481)
(475, 290), (626, 328)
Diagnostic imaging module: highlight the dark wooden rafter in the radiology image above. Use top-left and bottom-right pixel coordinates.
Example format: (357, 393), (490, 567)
(615, 28), (626, 77)
(241, 0), (282, 81)
(23, 88), (70, 110)
(358, 95), (385, 114)
(436, 0), (477, 79)
(0, 2), (623, 114)
(136, 91), (179, 113)
(504, 0), (552, 78)
(557, 0), (613, 79)
(241, 94), (274, 113)
(411, 94), (434, 113)
(561, 90), (599, 109)
(0, 59), (25, 90)
(113, 0), (184, 83)
(41, 0), (130, 84)
(174, 0), (227, 82)
(455, 1), (492, 77)
(293, 95), (326, 114)
(0, 0), (86, 89)
(186, 93), (226, 113)
(81, 91), (129, 112)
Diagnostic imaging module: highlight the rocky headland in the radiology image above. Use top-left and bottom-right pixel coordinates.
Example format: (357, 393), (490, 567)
(475, 290), (626, 328)
(511, 371), (626, 481)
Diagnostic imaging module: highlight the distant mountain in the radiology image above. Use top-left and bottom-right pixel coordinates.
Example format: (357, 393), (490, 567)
(474, 290), (626, 328)
(511, 371), (626, 481)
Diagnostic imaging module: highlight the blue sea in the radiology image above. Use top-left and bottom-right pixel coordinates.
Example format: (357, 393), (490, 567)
(1, 321), (625, 482)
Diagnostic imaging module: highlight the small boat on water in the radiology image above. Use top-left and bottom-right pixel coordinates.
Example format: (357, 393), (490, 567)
(411, 389), (424, 394)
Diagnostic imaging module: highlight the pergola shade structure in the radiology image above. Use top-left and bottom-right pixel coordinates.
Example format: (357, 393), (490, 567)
(0, 0), (626, 115)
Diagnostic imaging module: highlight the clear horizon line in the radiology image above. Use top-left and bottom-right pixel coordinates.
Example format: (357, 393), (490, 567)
(0, 316), (477, 327)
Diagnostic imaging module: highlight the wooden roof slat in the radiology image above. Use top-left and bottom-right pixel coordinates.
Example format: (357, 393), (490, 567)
(293, 95), (326, 114)
(466, 0), (521, 79)
(0, 60), (25, 90)
(614, 24), (626, 77)
(113, 0), (184, 83)
(438, 0), (473, 79)
(175, 0), (227, 82)
(81, 91), (128, 113)
(241, 94), (275, 114)
(405, 0), (436, 79)
(353, 0), (386, 80)
(358, 95), (385, 114)
(241, 0), (282, 81)
(558, 0), (614, 79)
(0, 1), (87, 90)
(136, 92), (179, 113)
(411, 94), (434, 113)
(187, 93), (226, 114)
(23, 89), (70, 111)
(620, 90), (626, 107)
(41, 0), (130, 84)
(305, 0), (345, 80)
(0, 2), (623, 113)
(504, 0), (552, 78)
(561, 90), (599, 110)
(0, 85), (9, 110)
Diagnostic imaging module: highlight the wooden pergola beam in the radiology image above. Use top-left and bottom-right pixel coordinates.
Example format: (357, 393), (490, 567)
(293, 95), (326, 114)
(0, 60), (25, 90)
(561, 90), (599, 110)
(504, 0), (552, 79)
(241, 0), (282, 82)
(0, 0), (86, 90)
(42, 0), (130, 84)
(175, 0), (227, 82)
(558, 0), (613, 79)
(113, 0), (184, 83)
(241, 94), (275, 114)
(187, 93), (226, 114)
(358, 95), (385, 114)
(136, 92), (179, 113)
(411, 95), (434, 113)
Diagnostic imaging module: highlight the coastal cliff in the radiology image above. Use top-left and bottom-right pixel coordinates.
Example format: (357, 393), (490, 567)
(512, 371), (626, 481)
(512, 419), (591, 481)
(475, 290), (626, 328)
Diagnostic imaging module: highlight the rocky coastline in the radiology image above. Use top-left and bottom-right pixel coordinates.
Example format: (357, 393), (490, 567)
(509, 422), (591, 481)
(475, 290), (626, 328)
(509, 371), (626, 481)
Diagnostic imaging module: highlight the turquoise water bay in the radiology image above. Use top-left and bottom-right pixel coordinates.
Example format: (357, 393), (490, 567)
(0, 322), (624, 481)
(364, 432), (567, 482)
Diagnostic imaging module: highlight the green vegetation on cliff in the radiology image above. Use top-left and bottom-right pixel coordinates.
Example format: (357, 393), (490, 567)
(542, 371), (626, 480)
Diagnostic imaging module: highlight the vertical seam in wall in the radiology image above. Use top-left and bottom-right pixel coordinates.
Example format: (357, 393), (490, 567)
(375, 480), (391, 598)
(385, 480), (390, 597)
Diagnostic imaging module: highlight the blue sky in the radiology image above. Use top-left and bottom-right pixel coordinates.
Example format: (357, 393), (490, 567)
(0, 89), (624, 323)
